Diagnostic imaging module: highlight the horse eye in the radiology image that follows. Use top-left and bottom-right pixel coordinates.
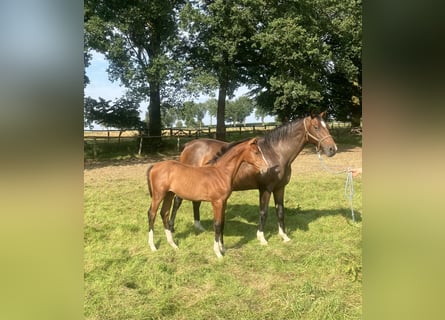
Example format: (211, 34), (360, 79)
(314, 125), (319, 130)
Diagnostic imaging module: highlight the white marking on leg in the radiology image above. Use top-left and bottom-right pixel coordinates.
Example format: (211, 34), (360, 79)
(164, 229), (179, 249)
(256, 230), (268, 245)
(278, 226), (291, 242)
(194, 220), (205, 232)
(219, 240), (225, 254)
(148, 230), (157, 251)
(214, 240), (223, 258)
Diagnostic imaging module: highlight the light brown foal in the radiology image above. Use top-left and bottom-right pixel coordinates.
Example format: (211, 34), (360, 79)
(146, 138), (269, 258)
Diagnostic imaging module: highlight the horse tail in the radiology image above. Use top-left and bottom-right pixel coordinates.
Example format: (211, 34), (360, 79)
(146, 164), (154, 198)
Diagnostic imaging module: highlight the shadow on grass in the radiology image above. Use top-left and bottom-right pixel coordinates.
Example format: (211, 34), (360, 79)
(172, 204), (361, 249)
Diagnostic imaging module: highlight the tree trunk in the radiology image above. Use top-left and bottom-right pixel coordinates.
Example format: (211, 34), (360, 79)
(145, 28), (162, 149)
(148, 81), (162, 138)
(143, 81), (162, 151)
(350, 103), (361, 128)
(216, 85), (227, 141)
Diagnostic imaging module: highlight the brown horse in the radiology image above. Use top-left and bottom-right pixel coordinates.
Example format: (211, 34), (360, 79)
(169, 112), (337, 244)
(146, 138), (269, 258)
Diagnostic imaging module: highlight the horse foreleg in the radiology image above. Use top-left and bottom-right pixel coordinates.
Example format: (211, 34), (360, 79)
(211, 200), (226, 258)
(193, 201), (205, 232)
(160, 192), (178, 249)
(273, 187), (291, 242)
(257, 189), (271, 245)
(169, 195), (182, 232)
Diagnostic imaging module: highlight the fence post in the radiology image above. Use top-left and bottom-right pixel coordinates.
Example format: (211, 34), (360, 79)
(138, 136), (143, 156)
(93, 137), (97, 159)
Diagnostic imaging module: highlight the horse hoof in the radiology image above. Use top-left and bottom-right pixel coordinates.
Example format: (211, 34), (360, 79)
(194, 221), (205, 232)
(165, 229), (179, 250)
(214, 241), (224, 258)
(278, 227), (291, 242)
(148, 230), (157, 251)
(257, 231), (268, 245)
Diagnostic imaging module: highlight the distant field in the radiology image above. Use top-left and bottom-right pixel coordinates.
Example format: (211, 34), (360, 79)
(84, 130), (140, 137)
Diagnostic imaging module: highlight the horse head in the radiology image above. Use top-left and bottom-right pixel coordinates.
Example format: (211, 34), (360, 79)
(305, 111), (337, 157)
(245, 138), (270, 174)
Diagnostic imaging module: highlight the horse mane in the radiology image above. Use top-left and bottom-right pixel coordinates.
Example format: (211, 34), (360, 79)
(262, 118), (304, 147)
(205, 138), (252, 165)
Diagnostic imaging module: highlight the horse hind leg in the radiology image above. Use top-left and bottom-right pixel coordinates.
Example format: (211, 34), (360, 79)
(169, 195), (182, 232)
(148, 198), (162, 251)
(160, 192), (178, 250)
(193, 201), (205, 232)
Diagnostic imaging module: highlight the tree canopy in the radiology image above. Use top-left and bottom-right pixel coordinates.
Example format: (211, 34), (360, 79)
(84, 0), (186, 138)
(84, 0), (361, 139)
(84, 96), (143, 130)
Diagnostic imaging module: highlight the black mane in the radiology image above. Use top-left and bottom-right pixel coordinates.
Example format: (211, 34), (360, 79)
(262, 118), (304, 147)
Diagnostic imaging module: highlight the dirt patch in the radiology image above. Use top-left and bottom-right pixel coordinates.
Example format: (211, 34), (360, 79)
(84, 146), (362, 184)
(292, 146), (362, 175)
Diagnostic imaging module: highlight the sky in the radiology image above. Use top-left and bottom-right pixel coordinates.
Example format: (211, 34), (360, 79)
(84, 51), (274, 129)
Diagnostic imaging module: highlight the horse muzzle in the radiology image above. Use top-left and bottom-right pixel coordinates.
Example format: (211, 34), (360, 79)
(321, 143), (337, 157)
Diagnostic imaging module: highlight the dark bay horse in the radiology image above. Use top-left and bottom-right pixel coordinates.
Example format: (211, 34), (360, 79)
(146, 138), (269, 258)
(169, 112), (337, 245)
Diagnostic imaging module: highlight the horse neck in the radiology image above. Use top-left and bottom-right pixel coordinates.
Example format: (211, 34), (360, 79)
(264, 119), (308, 164)
(213, 144), (248, 182)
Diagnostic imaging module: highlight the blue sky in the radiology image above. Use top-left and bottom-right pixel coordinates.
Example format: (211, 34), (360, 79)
(84, 51), (274, 129)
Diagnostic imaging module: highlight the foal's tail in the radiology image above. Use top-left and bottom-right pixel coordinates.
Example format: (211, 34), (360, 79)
(146, 164), (154, 198)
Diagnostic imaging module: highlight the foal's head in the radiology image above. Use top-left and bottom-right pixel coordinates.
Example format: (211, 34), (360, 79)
(304, 111), (337, 157)
(241, 138), (269, 174)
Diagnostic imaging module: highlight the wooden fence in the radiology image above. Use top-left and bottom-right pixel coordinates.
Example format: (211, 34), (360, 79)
(84, 122), (352, 159)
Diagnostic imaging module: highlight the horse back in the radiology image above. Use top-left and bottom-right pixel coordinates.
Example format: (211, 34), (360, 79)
(180, 139), (229, 166)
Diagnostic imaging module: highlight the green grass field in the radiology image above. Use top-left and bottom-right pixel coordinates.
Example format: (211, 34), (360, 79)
(85, 164), (362, 319)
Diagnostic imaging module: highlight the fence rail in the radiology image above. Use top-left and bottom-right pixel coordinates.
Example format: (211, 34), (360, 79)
(84, 122), (352, 159)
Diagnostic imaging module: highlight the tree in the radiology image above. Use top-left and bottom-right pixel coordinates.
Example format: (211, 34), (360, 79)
(179, 0), (258, 140)
(321, 0), (362, 127)
(225, 96), (254, 125)
(204, 98), (218, 126)
(181, 101), (198, 128)
(84, 0), (185, 139)
(84, 96), (143, 134)
(246, 0), (361, 123)
(161, 103), (178, 128)
(246, 1), (330, 120)
(254, 107), (272, 125)
(180, 101), (207, 128)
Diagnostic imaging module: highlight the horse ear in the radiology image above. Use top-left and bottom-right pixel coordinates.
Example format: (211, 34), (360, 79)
(250, 138), (258, 145)
(310, 109), (318, 119)
(320, 111), (327, 119)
